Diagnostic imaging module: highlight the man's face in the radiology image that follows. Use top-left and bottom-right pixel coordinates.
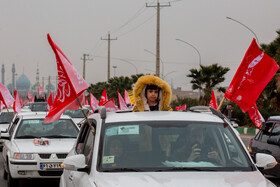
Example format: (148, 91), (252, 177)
(146, 89), (159, 103)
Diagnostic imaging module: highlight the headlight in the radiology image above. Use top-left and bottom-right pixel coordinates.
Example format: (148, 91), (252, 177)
(14, 153), (34, 160)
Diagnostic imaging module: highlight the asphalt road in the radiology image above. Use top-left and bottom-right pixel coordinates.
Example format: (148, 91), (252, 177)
(0, 134), (279, 187)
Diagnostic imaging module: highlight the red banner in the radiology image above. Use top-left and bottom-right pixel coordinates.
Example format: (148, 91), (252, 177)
(90, 93), (99, 110)
(13, 90), (21, 114)
(209, 91), (218, 109)
(175, 104), (186, 111)
(248, 104), (264, 129)
(44, 34), (88, 123)
(224, 39), (279, 112)
(100, 88), (108, 106)
(124, 89), (131, 105)
(118, 91), (129, 111)
(0, 83), (14, 108)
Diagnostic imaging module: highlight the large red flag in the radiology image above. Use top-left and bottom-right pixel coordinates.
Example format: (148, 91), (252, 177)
(13, 90), (21, 114)
(175, 104), (186, 111)
(224, 38), (279, 112)
(0, 83), (14, 108)
(44, 34), (89, 123)
(124, 89), (132, 105)
(209, 91), (218, 109)
(90, 93), (99, 111)
(248, 104), (264, 129)
(99, 88), (108, 106)
(117, 91), (129, 111)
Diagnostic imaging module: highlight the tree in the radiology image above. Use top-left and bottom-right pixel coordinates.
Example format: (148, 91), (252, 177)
(187, 63), (229, 105)
(261, 30), (280, 111)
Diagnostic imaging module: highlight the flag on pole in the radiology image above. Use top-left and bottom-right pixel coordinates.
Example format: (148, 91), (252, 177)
(175, 104), (186, 111)
(99, 88), (108, 106)
(13, 90), (21, 114)
(103, 99), (117, 112)
(124, 89), (132, 105)
(89, 93), (99, 110)
(0, 83), (14, 108)
(248, 104), (264, 129)
(27, 92), (32, 100)
(224, 38), (279, 112)
(38, 86), (44, 96)
(84, 95), (89, 105)
(117, 91), (129, 110)
(209, 90), (218, 109)
(44, 34), (89, 123)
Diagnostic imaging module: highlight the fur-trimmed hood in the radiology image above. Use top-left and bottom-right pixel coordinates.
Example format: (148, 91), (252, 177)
(132, 75), (172, 111)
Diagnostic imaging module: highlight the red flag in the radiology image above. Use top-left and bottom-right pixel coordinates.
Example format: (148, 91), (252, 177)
(13, 90), (21, 114)
(84, 95), (89, 105)
(124, 89), (132, 105)
(47, 92), (53, 112)
(175, 104), (186, 111)
(90, 93), (99, 110)
(0, 101), (4, 111)
(38, 86), (44, 96)
(248, 104), (264, 129)
(22, 99), (28, 106)
(0, 83), (14, 108)
(100, 88), (108, 106)
(44, 34), (89, 123)
(20, 97), (24, 107)
(209, 91), (218, 109)
(30, 96), (35, 103)
(224, 39), (279, 112)
(117, 91), (129, 111)
(27, 92), (32, 100)
(103, 99), (117, 112)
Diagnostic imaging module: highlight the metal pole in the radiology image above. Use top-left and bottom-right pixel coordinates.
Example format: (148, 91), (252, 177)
(175, 39), (201, 65)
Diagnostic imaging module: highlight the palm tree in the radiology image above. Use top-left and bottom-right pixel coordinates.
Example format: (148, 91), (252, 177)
(187, 64), (229, 105)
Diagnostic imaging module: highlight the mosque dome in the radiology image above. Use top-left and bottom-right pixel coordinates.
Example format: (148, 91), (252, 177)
(16, 74), (31, 90)
(7, 83), (13, 91)
(45, 84), (56, 92)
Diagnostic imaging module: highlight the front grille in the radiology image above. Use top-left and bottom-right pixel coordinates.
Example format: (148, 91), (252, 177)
(56, 153), (67, 159)
(38, 171), (63, 176)
(39, 154), (51, 159)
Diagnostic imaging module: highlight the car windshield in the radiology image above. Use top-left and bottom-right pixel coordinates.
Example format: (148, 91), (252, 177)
(99, 121), (254, 172)
(0, 112), (14, 124)
(15, 119), (79, 139)
(63, 109), (89, 118)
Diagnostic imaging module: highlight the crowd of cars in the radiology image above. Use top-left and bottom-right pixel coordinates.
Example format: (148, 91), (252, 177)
(0, 102), (279, 186)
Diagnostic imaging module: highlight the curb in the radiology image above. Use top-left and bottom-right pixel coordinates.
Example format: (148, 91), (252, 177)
(235, 127), (259, 135)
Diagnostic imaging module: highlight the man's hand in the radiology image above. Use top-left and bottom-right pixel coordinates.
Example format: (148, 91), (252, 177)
(187, 144), (201, 161)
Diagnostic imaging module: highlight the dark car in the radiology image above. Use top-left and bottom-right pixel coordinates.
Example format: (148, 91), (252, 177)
(29, 102), (48, 112)
(249, 116), (280, 177)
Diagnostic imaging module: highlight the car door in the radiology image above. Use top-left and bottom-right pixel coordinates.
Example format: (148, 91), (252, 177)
(266, 122), (280, 160)
(65, 122), (95, 187)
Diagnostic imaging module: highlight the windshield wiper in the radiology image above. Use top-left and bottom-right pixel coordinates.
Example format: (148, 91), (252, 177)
(156, 167), (218, 172)
(42, 135), (76, 138)
(103, 168), (142, 172)
(16, 135), (39, 139)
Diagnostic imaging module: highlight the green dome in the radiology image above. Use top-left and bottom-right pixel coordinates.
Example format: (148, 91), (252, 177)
(16, 74), (31, 90)
(7, 83), (13, 91)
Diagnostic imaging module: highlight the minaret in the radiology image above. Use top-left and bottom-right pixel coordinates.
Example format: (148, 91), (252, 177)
(1, 64), (5, 85)
(12, 64), (15, 91)
(36, 66), (40, 96)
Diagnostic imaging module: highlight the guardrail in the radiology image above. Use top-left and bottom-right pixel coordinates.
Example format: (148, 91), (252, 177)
(235, 127), (259, 135)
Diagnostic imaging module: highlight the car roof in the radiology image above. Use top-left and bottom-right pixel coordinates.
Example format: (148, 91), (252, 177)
(267, 116), (280, 122)
(15, 112), (72, 120)
(89, 111), (224, 123)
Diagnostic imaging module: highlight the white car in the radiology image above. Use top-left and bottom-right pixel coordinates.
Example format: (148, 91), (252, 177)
(60, 107), (276, 187)
(0, 109), (15, 150)
(0, 112), (79, 187)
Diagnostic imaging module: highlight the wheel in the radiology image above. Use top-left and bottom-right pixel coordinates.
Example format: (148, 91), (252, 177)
(3, 167), (7, 180)
(7, 172), (18, 187)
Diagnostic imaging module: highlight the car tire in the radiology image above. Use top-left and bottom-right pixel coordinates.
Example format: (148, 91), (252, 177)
(7, 172), (18, 187)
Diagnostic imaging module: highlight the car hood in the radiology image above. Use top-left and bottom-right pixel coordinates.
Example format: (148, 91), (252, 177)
(13, 139), (76, 153)
(95, 171), (274, 187)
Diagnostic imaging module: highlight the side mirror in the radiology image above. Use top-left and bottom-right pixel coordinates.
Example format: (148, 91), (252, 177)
(62, 154), (88, 172)
(255, 153), (277, 170)
(267, 136), (280, 146)
(0, 130), (10, 140)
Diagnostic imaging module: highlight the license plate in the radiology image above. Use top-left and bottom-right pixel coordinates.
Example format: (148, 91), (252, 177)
(40, 163), (63, 170)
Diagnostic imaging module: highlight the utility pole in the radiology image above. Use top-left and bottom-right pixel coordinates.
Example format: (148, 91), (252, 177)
(81, 53), (92, 80)
(101, 33), (117, 81)
(146, 0), (170, 77)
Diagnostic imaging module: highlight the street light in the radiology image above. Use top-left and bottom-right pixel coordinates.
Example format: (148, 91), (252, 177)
(175, 39), (201, 65)
(144, 49), (164, 78)
(162, 70), (178, 79)
(226, 16), (260, 47)
(117, 58), (138, 74)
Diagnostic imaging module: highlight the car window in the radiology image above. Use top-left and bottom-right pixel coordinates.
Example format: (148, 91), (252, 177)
(63, 109), (89, 118)
(14, 119), (79, 139)
(0, 112), (14, 124)
(271, 123), (280, 136)
(83, 130), (95, 165)
(260, 122), (274, 142)
(9, 117), (20, 137)
(98, 121), (253, 172)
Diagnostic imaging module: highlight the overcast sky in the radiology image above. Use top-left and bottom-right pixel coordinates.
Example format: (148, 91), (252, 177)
(1, 0), (280, 91)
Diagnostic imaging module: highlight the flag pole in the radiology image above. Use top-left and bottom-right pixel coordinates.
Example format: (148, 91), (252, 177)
(6, 108), (14, 122)
(217, 97), (226, 111)
(76, 97), (95, 135)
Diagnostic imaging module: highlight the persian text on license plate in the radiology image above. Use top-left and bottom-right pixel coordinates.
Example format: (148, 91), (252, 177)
(40, 163), (63, 170)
